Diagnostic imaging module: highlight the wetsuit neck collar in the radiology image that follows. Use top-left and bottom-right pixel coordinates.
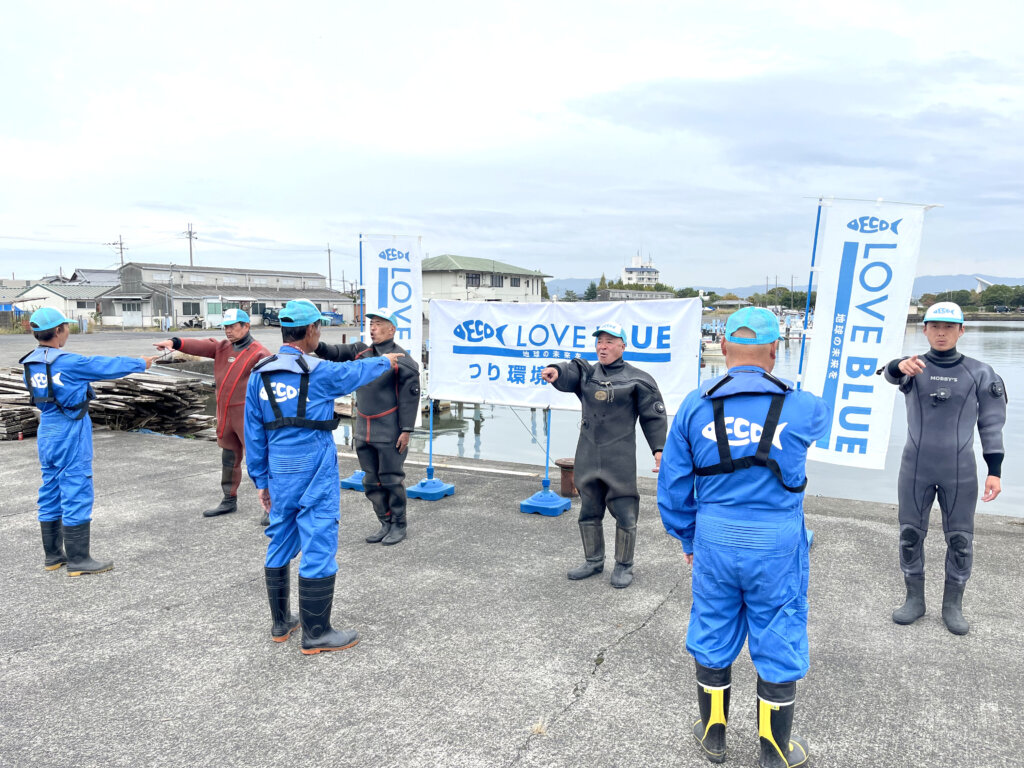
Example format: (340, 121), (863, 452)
(599, 356), (625, 372)
(232, 333), (254, 352)
(925, 347), (962, 367)
(372, 339), (398, 354)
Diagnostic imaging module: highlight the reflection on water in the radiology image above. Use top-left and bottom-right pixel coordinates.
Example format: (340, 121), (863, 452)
(331, 321), (1023, 517)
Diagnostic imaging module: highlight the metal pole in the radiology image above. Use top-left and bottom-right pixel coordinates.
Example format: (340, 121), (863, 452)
(358, 234), (365, 342)
(544, 408), (552, 485)
(796, 199), (824, 389)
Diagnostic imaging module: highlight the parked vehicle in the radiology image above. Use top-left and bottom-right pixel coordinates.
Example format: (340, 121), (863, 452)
(993, 305), (1010, 313)
(262, 308), (280, 326)
(321, 311), (346, 326)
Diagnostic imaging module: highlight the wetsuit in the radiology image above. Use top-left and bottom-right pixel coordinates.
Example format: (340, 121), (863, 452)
(547, 356), (667, 573)
(21, 347), (146, 526)
(316, 339), (420, 532)
(244, 346), (391, 577)
(884, 348), (1007, 585)
(170, 333), (269, 499)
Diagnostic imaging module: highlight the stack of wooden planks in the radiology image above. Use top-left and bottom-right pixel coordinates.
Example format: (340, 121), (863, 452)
(0, 367), (215, 439)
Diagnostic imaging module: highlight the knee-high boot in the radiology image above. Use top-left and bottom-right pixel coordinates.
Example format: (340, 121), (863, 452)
(567, 520), (604, 580)
(298, 574), (359, 655)
(63, 522), (113, 577)
(203, 449), (238, 517)
(40, 520), (66, 570)
(265, 565), (300, 642)
(757, 677), (808, 768)
(692, 662), (730, 763)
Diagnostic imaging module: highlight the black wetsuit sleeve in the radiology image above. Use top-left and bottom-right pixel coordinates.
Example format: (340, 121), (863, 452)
(884, 357), (907, 382)
(171, 337), (182, 350)
(397, 358), (421, 432)
(315, 341), (363, 362)
(983, 453), (1003, 478)
(635, 379), (668, 454)
(549, 360), (587, 395)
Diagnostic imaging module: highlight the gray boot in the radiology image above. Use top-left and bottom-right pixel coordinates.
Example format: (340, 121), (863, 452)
(381, 514), (406, 546)
(567, 521), (604, 580)
(63, 522), (113, 577)
(942, 580), (970, 635)
(610, 525), (636, 589)
(892, 576), (926, 625)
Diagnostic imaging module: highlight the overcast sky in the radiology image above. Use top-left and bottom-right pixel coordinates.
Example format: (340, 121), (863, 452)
(1, 1), (1021, 289)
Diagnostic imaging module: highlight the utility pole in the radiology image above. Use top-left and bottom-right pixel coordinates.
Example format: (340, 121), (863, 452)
(181, 223), (197, 266)
(327, 243), (333, 291)
(104, 235), (127, 266)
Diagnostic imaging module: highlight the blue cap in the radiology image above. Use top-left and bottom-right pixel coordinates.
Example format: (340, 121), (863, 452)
(725, 307), (780, 345)
(278, 299), (325, 327)
(366, 309), (398, 326)
(219, 308), (250, 326)
(923, 301), (964, 324)
(592, 322), (627, 343)
(29, 307), (78, 331)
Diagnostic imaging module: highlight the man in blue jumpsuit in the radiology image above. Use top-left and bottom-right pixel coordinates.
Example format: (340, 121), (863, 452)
(245, 300), (402, 653)
(883, 301), (1007, 635)
(20, 307), (157, 576)
(658, 307), (830, 767)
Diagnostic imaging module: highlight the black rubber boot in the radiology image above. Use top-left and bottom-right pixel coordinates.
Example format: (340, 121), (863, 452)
(942, 580), (970, 635)
(365, 512), (391, 543)
(260, 511), (270, 527)
(757, 678), (808, 768)
(892, 576), (926, 625)
(610, 525), (636, 589)
(692, 662), (730, 764)
(40, 520), (66, 570)
(568, 521), (604, 580)
(203, 495), (237, 517)
(298, 574), (359, 655)
(63, 522), (113, 577)
(265, 565), (300, 642)
(204, 450), (239, 517)
(381, 515), (406, 546)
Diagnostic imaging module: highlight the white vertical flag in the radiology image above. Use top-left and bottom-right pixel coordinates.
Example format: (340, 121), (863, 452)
(359, 235), (424, 422)
(804, 200), (931, 469)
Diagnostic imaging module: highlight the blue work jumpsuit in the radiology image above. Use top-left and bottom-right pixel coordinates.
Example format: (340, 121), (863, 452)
(244, 346), (391, 578)
(658, 366), (830, 683)
(21, 347), (146, 527)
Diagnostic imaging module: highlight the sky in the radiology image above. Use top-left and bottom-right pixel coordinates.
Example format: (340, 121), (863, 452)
(1, 1), (1022, 290)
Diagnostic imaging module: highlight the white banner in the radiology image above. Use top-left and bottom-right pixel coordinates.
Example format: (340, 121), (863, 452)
(360, 234), (424, 424)
(428, 299), (703, 413)
(803, 200), (929, 469)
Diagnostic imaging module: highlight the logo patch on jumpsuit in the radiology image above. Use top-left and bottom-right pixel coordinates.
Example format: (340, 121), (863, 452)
(701, 417), (787, 448)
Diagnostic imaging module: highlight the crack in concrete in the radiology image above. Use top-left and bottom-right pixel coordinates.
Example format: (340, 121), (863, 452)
(504, 576), (685, 767)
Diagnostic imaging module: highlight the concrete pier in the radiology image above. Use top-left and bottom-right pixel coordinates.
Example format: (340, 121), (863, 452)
(2, 428), (1023, 767)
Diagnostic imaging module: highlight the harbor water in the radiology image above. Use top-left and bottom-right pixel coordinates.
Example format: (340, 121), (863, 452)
(335, 321), (1023, 517)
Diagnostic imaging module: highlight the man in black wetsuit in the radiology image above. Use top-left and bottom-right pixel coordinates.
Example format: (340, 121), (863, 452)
(541, 322), (667, 589)
(883, 302), (1007, 635)
(316, 309), (420, 546)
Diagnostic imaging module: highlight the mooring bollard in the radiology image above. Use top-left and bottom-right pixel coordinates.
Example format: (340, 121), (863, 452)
(554, 457), (577, 498)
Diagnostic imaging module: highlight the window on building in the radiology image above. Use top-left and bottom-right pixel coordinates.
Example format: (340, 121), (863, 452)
(76, 300), (95, 309)
(281, 279), (295, 287)
(510, 277), (521, 287)
(121, 302), (141, 313)
(525, 279), (530, 288)
(221, 276), (239, 285)
(254, 278), (269, 285)
(150, 272), (171, 281)
(490, 275), (504, 288)
(182, 301), (201, 315)
(466, 273), (481, 287)
(189, 274), (205, 283)
(207, 301), (222, 314)
(223, 302), (240, 310)
(251, 302), (266, 315)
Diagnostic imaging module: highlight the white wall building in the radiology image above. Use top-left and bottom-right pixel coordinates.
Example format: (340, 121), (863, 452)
(421, 255), (549, 317)
(14, 284), (110, 329)
(621, 255), (660, 287)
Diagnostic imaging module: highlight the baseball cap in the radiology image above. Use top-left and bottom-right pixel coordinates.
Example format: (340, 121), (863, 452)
(725, 307), (780, 345)
(923, 301), (964, 324)
(278, 299), (325, 327)
(219, 308), (250, 326)
(29, 307), (78, 331)
(592, 322), (627, 342)
(366, 309), (398, 326)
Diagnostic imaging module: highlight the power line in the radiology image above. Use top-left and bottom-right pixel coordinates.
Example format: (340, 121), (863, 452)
(104, 235), (127, 266)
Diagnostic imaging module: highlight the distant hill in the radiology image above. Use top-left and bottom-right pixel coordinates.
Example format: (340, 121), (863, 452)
(546, 277), (599, 297)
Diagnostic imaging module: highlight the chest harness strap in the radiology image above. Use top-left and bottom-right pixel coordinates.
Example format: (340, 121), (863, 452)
(22, 361), (93, 421)
(258, 355), (340, 432)
(693, 374), (807, 493)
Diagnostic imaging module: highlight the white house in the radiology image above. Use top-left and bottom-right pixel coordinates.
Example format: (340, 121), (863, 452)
(621, 255), (660, 287)
(14, 284), (112, 328)
(421, 254), (549, 317)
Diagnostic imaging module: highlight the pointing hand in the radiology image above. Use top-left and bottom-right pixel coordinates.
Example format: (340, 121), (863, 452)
(898, 355), (926, 377)
(541, 367), (559, 383)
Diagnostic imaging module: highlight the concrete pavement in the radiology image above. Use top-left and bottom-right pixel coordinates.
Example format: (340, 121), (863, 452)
(1, 429), (1023, 767)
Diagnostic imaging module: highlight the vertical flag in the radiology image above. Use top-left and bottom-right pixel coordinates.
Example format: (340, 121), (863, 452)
(803, 200), (931, 469)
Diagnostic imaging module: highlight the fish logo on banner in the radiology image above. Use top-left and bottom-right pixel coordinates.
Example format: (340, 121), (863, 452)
(378, 248), (410, 262)
(803, 200), (930, 470)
